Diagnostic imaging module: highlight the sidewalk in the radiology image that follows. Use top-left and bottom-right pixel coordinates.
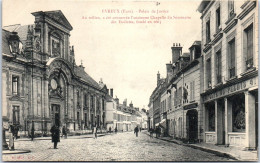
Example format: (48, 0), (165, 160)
(144, 131), (258, 161)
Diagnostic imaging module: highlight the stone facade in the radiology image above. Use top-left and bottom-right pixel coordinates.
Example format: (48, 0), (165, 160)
(198, 0), (258, 149)
(2, 10), (108, 137)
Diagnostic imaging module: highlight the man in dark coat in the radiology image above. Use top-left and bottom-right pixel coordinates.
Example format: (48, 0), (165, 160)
(50, 125), (60, 149)
(134, 126), (139, 137)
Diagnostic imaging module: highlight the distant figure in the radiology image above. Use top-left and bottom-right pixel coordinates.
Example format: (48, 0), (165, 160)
(9, 124), (15, 150)
(155, 127), (160, 138)
(50, 125), (60, 149)
(140, 127), (142, 132)
(134, 126), (139, 137)
(149, 128), (154, 138)
(61, 126), (67, 139)
(109, 127), (112, 134)
(93, 126), (97, 139)
(31, 124), (35, 141)
(115, 127), (118, 134)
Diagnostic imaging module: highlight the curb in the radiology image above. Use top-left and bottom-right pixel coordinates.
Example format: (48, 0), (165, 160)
(2, 149), (31, 155)
(144, 132), (238, 161)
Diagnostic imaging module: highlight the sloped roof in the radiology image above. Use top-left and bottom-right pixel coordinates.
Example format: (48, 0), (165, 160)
(2, 30), (11, 55)
(76, 67), (101, 89)
(182, 52), (190, 58)
(3, 24), (33, 45)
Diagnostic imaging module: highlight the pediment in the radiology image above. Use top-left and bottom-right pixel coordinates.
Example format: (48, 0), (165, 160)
(32, 10), (73, 31)
(45, 11), (73, 30)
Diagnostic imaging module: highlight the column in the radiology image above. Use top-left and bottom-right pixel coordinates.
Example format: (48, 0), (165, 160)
(88, 93), (91, 127)
(203, 104), (208, 142)
(245, 91), (256, 149)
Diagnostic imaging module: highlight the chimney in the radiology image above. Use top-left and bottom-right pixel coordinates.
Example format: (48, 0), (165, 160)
(129, 101), (133, 108)
(171, 43), (182, 63)
(110, 88), (113, 97)
(166, 61), (173, 78)
(157, 71), (160, 86)
(115, 96), (119, 105)
(123, 99), (127, 107)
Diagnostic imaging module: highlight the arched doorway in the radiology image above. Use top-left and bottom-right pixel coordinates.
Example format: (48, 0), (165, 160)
(186, 109), (198, 143)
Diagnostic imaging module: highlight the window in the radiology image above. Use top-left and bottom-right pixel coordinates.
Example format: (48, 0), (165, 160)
(206, 19), (211, 43)
(13, 106), (20, 125)
(231, 94), (245, 132)
(216, 7), (221, 31)
(91, 95), (94, 109)
(12, 76), (19, 95)
(84, 94), (88, 109)
(244, 24), (253, 70)
(174, 91), (177, 107)
(228, 39), (236, 78)
(190, 81), (195, 101)
(208, 107), (215, 131)
(206, 58), (212, 88)
(97, 98), (100, 111)
(216, 50), (222, 84)
(228, 0), (234, 18)
(77, 91), (80, 107)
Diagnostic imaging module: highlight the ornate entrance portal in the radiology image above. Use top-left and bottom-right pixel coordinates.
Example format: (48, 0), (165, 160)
(51, 104), (60, 127)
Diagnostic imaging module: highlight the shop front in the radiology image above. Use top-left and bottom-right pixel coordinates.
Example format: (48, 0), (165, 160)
(202, 76), (258, 149)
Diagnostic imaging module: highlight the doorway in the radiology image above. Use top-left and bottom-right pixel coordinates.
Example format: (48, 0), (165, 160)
(187, 109), (198, 143)
(51, 104), (60, 127)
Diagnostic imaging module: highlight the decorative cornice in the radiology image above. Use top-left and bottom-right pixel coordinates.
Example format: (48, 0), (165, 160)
(211, 31), (223, 45)
(203, 43), (212, 53)
(237, 1), (256, 20)
(223, 19), (238, 33)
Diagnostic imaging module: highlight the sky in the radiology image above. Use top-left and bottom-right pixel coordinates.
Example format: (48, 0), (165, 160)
(3, 0), (202, 110)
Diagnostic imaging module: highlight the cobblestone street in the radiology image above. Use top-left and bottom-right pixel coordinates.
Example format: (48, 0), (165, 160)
(3, 131), (233, 161)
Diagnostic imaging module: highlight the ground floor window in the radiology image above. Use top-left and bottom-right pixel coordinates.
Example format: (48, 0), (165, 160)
(206, 102), (215, 131)
(231, 94), (245, 132)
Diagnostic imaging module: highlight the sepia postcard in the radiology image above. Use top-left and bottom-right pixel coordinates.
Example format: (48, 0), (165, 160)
(1, 0), (258, 161)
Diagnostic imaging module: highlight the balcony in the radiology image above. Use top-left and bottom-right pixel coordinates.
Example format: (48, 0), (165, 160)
(229, 67), (236, 78)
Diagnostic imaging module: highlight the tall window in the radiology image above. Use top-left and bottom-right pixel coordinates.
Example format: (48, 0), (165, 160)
(77, 91), (80, 106)
(245, 24), (253, 70)
(190, 81), (195, 101)
(208, 107), (215, 131)
(206, 58), (212, 88)
(231, 94), (245, 132)
(228, 39), (236, 78)
(216, 7), (221, 31)
(13, 106), (20, 125)
(228, 0), (234, 18)
(206, 19), (211, 43)
(84, 94), (88, 109)
(12, 76), (19, 95)
(91, 95), (94, 109)
(174, 91), (177, 107)
(216, 50), (222, 84)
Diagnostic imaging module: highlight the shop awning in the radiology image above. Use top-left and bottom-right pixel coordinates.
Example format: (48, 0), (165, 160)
(155, 123), (159, 127)
(159, 119), (166, 128)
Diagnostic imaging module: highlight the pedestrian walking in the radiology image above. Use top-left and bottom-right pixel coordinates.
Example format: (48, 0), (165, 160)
(50, 124), (60, 149)
(149, 128), (154, 138)
(134, 126), (139, 137)
(31, 123), (35, 141)
(115, 127), (117, 134)
(109, 127), (112, 134)
(93, 125), (97, 139)
(61, 126), (67, 139)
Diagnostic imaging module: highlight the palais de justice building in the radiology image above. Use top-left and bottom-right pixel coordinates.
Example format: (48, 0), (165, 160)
(2, 10), (108, 136)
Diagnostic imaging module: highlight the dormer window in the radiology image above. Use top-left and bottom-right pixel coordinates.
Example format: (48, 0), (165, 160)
(9, 32), (23, 55)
